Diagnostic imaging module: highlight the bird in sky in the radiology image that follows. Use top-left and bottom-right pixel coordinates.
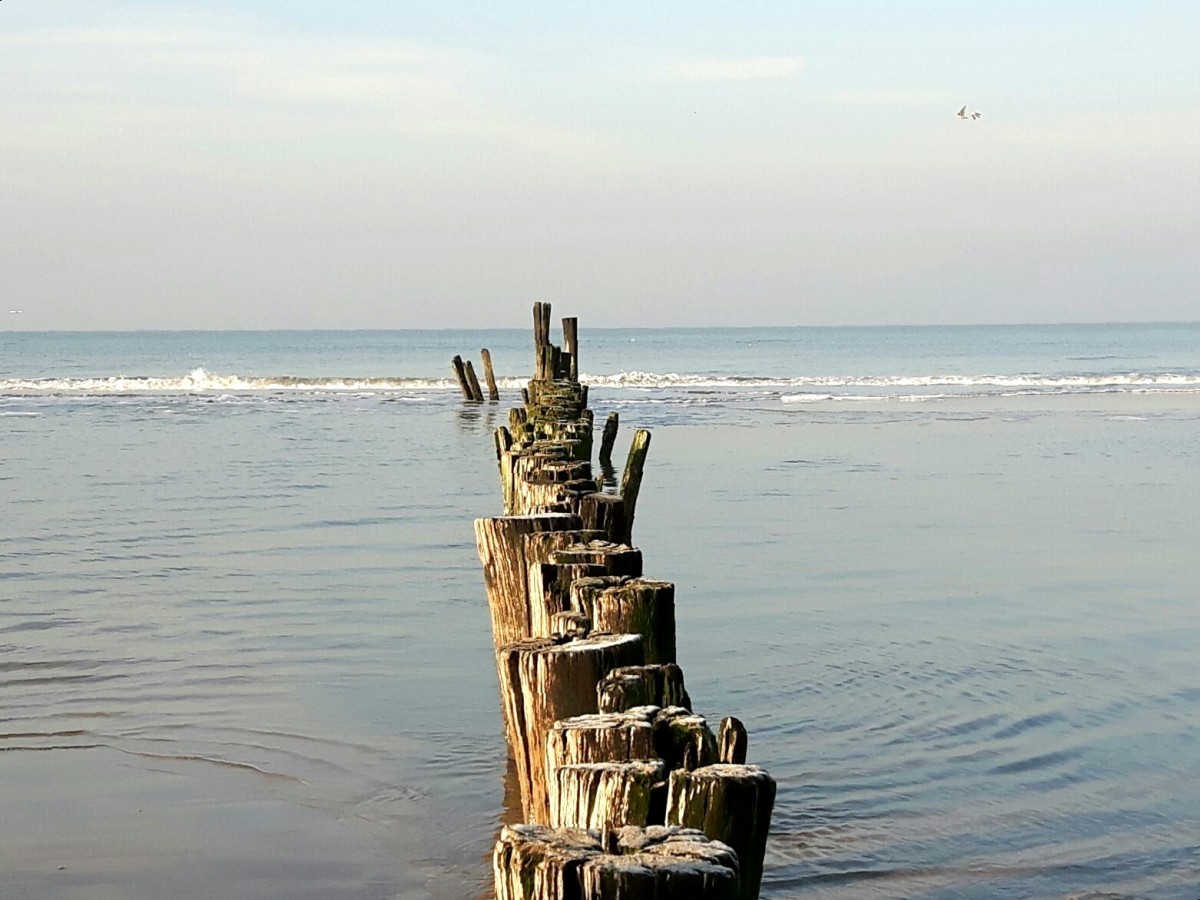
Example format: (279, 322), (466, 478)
(957, 106), (982, 120)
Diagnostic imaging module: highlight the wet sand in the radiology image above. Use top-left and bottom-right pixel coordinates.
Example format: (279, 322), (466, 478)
(0, 748), (430, 900)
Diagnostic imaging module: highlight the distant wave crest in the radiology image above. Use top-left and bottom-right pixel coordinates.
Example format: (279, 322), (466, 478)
(4, 367), (1200, 395)
(0, 367), (529, 394)
(579, 370), (1200, 390)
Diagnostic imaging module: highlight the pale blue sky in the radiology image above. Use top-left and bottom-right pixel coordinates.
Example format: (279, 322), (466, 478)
(3, 1), (1197, 328)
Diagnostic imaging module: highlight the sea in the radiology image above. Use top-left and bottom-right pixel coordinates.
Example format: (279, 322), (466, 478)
(2, 323), (1198, 900)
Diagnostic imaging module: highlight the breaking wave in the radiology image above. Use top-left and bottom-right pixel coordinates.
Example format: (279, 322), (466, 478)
(0, 368), (529, 394)
(4, 367), (1200, 397)
(579, 370), (1200, 390)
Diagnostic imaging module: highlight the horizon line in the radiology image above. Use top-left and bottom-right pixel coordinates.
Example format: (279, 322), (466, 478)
(4, 320), (1199, 335)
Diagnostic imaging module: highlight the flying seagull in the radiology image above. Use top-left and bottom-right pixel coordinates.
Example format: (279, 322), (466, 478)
(957, 106), (982, 120)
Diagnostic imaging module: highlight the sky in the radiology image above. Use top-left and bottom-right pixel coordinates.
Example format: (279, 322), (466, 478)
(2, 1), (1198, 329)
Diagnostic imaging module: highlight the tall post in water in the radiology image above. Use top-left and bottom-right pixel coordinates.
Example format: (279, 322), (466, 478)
(451, 355), (474, 400)
(481, 349), (501, 401)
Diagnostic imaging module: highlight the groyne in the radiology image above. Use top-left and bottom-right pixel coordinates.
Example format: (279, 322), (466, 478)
(470, 304), (776, 899)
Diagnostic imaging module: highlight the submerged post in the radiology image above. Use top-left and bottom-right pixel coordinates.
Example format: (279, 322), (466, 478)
(465, 360), (485, 402)
(481, 349), (501, 401)
(451, 355), (474, 400)
(599, 412), (619, 462)
(619, 429), (651, 543)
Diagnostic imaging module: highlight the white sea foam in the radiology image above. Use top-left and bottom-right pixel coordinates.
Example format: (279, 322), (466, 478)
(779, 394), (837, 403)
(4, 367), (1200, 396)
(580, 370), (1200, 390)
(0, 368), (464, 393)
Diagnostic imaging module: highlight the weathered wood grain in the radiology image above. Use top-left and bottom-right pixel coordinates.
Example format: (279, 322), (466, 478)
(549, 540), (642, 579)
(718, 716), (748, 765)
(493, 824), (740, 900)
(597, 664), (692, 714)
(569, 575), (628, 621)
(497, 633), (645, 823)
(546, 708), (659, 772)
(578, 492), (626, 544)
(653, 707), (719, 773)
(592, 578), (676, 664)
(549, 611), (591, 639)
(666, 764), (776, 900)
(475, 514), (581, 648)
(549, 759), (664, 830)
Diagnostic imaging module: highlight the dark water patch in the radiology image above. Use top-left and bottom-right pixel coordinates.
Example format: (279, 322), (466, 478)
(992, 710), (1070, 740)
(987, 747), (1083, 782)
(0, 618), (82, 633)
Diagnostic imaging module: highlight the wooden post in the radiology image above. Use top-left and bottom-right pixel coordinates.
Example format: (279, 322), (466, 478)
(481, 348), (501, 401)
(494, 426), (513, 461)
(533, 302), (552, 350)
(653, 707), (719, 773)
(619, 429), (651, 543)
(493, 824), (739, 900)
(666, 764), (777, 900)
(525, 530), (606, 637)
(592, 578), (676, 665)
(540, 303), (553, 348)
(475, 514), (581, 648)
(597, 664), (692, 714)
(578, 493), (627, 544)
(549, 611), (591, 639)
(496, 633), (644, 823)
(451, 355), (474, 400)
(569, 575), (627, 621)
(546, 708), (659, 772)
(718, 717), (748, 765)
(549, 541), (642, 578)
(465, 360), (485, 402)
(599, 412), (619, 461)
(512, 459), (595, 517)
(535, 547), (640, 627)
(549, 760), (664, 830)
(562, 317), (579, 381)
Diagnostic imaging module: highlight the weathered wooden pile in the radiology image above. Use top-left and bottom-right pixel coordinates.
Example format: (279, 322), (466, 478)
(473, 303), (776, 899)
(452, 349), (501, 402)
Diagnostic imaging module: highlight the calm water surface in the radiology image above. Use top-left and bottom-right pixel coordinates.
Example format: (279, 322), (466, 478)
(2, 326), (1198, 898)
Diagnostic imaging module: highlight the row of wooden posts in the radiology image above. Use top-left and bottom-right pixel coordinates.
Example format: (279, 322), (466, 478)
(453, 350), (501, 402)
(468, 304), (776, 899)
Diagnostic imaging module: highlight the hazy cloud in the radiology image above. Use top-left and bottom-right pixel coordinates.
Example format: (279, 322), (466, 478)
(663, 56), (805, 82)
(0, 20), (612, 158)
(824, 89), (952, 107)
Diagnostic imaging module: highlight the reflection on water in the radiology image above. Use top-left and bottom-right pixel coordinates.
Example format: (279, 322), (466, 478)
(454, 402), (500, 435)
(3, 384), (1200, 898)
(596, 456), (618, 489)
